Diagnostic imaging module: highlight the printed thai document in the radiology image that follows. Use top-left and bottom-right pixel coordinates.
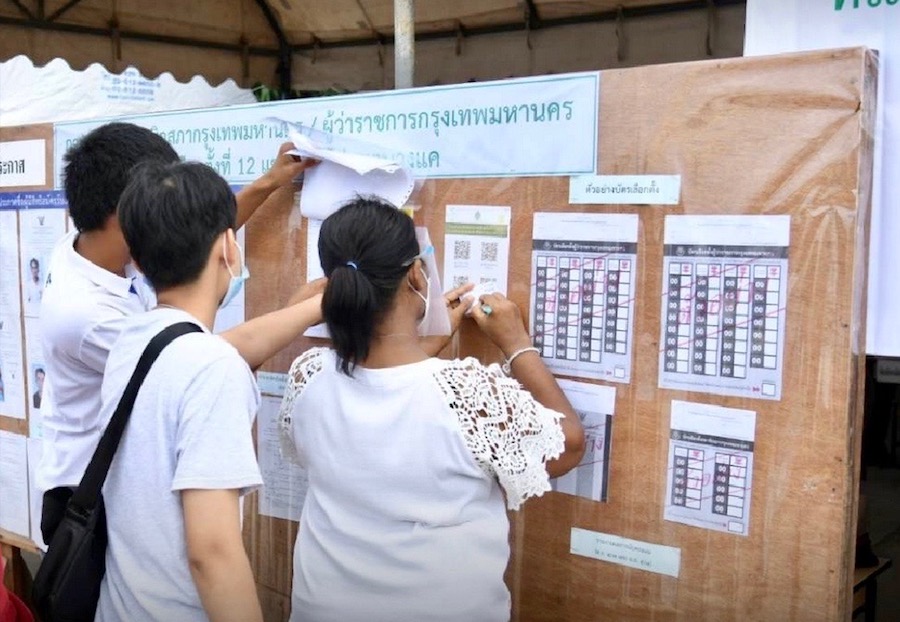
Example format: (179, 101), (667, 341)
(551, 379), (615, 502)
(663, 400), (756, 536)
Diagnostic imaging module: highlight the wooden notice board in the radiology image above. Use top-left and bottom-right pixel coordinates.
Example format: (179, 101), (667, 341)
(243, 47), (876, 622)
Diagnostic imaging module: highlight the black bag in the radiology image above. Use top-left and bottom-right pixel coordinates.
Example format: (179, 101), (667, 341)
(32, 322), (202, 622)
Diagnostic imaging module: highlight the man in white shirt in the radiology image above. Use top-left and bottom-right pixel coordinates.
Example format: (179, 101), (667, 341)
(94, 159), (321, 621)
(38, 122), (321, 541)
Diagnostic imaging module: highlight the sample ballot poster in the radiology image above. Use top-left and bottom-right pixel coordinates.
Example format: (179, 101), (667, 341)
(658, 215), (790, 400)
(530, 212), (638, 383)
(664, 400), (756, 536)
(257, 394), (308, 522)
(18, 208), (67, 318)
(551, 379), (615, 502)
(443, 205), (511, 293)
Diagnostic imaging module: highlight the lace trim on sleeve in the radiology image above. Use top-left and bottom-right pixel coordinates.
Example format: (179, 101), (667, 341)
(433, 358), (566, 511)
(278, 347), (327, 465)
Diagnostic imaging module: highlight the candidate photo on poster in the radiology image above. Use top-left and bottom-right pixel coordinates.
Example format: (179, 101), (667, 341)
(31, 364), (44, 410)
(24, 256), (45, 314)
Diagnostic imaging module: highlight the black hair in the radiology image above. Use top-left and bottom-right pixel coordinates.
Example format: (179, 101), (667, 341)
(118, 161), (236, 291)
(63, 122), (179, 232)
(319, 197), (420, 374)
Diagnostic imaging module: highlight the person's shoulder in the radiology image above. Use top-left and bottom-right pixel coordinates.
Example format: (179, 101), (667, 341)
(438, 357), (503, 381)
(41, 287), (124, 353)
(168, 331), (254, 386)
(286, 347), (333, 395)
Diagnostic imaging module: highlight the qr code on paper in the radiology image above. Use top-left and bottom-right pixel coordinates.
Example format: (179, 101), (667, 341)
(453, 275), (468, 287)
(481, 242), (499, 262)
(453, 240), (471, 260)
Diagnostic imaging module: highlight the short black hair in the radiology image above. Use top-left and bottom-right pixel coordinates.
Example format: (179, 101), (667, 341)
(319, 197), (420, 374)
(64, 122), (179, 232)
(118, 161), (236, 291)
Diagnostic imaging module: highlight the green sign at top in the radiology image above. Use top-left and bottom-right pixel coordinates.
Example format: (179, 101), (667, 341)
(835, 0), (898, 10)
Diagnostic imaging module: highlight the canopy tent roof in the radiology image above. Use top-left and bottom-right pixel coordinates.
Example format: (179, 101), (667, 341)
(0, 0), (744, 64)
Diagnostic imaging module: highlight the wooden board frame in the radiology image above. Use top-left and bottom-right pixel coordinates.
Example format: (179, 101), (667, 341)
(243, 48), (876, 621)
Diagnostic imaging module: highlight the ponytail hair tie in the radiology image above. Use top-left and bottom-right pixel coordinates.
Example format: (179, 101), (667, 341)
(345, 261), (358, 270)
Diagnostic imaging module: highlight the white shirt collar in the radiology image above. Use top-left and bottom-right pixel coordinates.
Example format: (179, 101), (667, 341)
(55, 230), (135, 299)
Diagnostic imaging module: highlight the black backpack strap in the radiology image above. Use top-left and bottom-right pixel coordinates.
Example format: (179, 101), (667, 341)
(69, 321), (203, 514)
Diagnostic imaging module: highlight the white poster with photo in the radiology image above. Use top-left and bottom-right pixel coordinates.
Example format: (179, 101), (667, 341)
(18, 208), (67, 318)
(23, 317), (46, 421)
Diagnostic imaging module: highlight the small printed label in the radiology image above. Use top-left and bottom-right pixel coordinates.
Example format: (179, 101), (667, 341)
(0, 140), (47, 188)
(257, 371), (288, 397)
(570, 527), (681, 577)
(569, 174), (681, 205)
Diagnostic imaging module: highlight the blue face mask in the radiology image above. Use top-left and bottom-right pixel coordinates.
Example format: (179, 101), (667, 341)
(221, 236), (249, 308)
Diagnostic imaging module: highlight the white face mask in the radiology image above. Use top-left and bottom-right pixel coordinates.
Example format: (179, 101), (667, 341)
(221, 235), (249, 308)
(404, 227), (451, 337)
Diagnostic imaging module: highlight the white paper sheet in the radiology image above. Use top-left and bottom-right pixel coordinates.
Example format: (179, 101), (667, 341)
(0, 139), (46, 187)
(570, 527), (681, 578)
(0, 314), (27, 420)
(23, 317), (46, 422)
(212, 227), (246, 333)
(0, 430), (30, 538)
(26, 437), (46, 549)
(443, 205), (511, 294)
(658, 215), (790, 400)
(663, 400), (756, 536)
(530, 212), (639, 383)
(569, 174), (681, 205)
(18, 208), (67, 318)
(551, 380), (615, 502)
(303, 219), (329, 339)
(282, 123), (415, 221)
(257, 394), (308, 522)
(0, 210), (22, 318)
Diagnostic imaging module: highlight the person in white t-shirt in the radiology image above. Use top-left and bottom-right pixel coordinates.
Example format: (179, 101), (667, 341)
(278, 198), (586, 622)
(37, 122), (321, 543)
(94, 160), (322, 622)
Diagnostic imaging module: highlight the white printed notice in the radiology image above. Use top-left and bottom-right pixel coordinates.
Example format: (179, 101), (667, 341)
(0, 210), (22, 318)
(0, 430), (30, 538)
(530, 212), (638, 383)
(258, 394), (308, 522)
(443, 205), (511, 293)
(0, 139), (46, 187)
(0, 315), (27, 420)
(551, 380), (615, 502)
(55, 72), (599, 185)
(27, 438), (46, 549)
(570, 527), (681, 578)
(304, 219), (329, 339)
(658, 215), (790, 400)
(24, 317), (46, 422)
(569, 175), (681, 205)
(664, 400), (756, 536)
(19, 208), (67, 318)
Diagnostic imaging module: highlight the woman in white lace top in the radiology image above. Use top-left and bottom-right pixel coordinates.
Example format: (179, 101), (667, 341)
(279, 198), (585, 622)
